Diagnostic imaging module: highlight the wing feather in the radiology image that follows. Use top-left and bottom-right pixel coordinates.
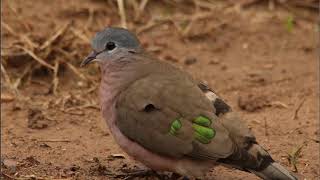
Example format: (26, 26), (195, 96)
(116, 72), (235, 159)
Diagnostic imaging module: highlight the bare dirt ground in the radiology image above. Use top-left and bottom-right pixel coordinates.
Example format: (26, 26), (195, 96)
(1, 0), (319, 179)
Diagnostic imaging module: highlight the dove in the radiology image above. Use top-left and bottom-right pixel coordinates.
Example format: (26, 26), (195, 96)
(81, 27), (297, 180)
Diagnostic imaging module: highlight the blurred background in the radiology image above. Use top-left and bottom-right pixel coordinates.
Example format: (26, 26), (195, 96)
(1, 0), (318, 179)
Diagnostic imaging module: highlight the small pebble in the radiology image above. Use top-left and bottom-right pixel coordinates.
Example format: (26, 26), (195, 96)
(242, 43), (249, 49)
(209, 59), (220, 65)
(221, 64), (228, 70)
(184, 57), (197, 65)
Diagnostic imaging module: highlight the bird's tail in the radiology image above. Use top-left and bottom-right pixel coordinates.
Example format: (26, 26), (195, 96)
(219, 143), (298, 180)
(248, 162), (298, 180)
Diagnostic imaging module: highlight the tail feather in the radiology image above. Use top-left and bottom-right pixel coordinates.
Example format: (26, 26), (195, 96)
(216, 111), (298, 179)
(249, 162), (298, 180)
(219, 143), (298, 180)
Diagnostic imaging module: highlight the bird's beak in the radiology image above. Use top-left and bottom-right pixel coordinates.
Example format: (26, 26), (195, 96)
(81, 51), (99, 67)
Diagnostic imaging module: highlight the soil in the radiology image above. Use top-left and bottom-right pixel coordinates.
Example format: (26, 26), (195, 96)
(1, 0), (319, 180)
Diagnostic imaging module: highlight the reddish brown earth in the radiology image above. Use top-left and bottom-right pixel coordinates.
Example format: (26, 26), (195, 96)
(1, 1), (319, 179)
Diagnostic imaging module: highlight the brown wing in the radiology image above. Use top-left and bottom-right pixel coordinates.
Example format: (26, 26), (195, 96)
(115, 70), (235, 159)
(198, 82), (256, 149)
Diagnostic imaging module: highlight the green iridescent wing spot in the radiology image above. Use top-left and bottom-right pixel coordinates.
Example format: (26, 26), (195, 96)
(193, 115), (212, 127)
(192, 123), (216, 144)
(169, 118), (182, 135)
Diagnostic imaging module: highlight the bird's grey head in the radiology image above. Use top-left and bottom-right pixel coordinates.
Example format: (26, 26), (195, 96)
(81, 27), (141, 67)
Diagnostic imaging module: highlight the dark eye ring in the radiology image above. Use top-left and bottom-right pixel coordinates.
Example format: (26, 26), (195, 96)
(106, 42), (116, 51)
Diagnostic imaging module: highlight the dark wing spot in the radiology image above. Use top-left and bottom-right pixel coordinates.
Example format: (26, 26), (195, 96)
(143, 104), (157, 112)
(197, 82), (231, 116)
(214, 98), (231, 116)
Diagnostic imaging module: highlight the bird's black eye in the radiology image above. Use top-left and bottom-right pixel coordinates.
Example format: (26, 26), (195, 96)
(106, 42), (116, 51)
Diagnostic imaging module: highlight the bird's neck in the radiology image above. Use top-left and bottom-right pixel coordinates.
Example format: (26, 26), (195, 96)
(98, 56), (151, 129)
(99, 55), (152, 106)
(99, 60), (131, 103)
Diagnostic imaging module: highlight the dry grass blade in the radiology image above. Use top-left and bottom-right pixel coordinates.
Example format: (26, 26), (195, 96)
(236, 0), (261, 8)
(292, 98), (306, 120)
(65, 103), (100, 112)
(52, 61), (60, 95)
(182, 0), (199, 37)
(1, 50), (28, 57)
(284, 0), (319, 10)
(139, 0), (149, 12)
(85, 8), (94, 29)
(196, 0), (219, 10)
(269, 0), (275, 10)
(136, 18), (170, 34)
(65, 62), (88, 81)
(1, 63), (13, 85)
(269, 101), (289, 108)
(264, 118), (269, 136)
(7, 1), (32, 31)
(70, 28), (90, 43)
(15, 45), (55, 70)
(134, 0), (149, 20)
(55, 47), (76, 62)
(1, 21), (39, 49)
(37, 139), (71, 143)
(279, 3), (316, 22)
(85, 85), (98, 94)
(40, 22), (71, 50)
(287, 143), (304, 172)
(56, 48), (93, 83)
(117, 0), (127, 28)
(129, 0), (139, 18)
(1, 63), (18, 95)
(13, 63), (32, 89)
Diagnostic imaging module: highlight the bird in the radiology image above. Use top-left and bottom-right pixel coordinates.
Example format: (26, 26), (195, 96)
(81, 27), (298, 180)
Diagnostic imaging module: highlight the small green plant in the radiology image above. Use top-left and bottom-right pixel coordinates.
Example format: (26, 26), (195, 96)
(286, 15), (294, 33)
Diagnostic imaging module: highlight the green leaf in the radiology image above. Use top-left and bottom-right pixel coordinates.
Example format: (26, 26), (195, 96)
(194, 116), (211, 127)
(286, 16), (294, 33)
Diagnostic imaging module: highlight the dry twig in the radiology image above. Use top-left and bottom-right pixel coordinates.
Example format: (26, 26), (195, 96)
(56, 48), (91, 82)
(65, 62), (88, 81)
(7, 1), (32, 31)
(40, 22), (71, 50)
(13, 63), (32, 89)
(136, 17), (171, 34)
(264, 118), (269, 136)
(85, 8), (94, 30)
(70, 27), (90, 43)
(181, 0), (199, 37)
(52, 60), (60, 95)
(1, 62), (19, 95)
(15, 45), (55, 70)
(1, 21), (39, 49)
(117, 0), (127, 28)
(37, 139), (71, 143)
(269, 101), (289, 108)
(292, 98), (306, 120)
(134, 0), (149, 21)
(61, 109), (85, 116)
(1, 63), (13, 86)
(65, 103), (100, 111)
(85, 85), (98, 94)
(1, 50), (28, 57)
